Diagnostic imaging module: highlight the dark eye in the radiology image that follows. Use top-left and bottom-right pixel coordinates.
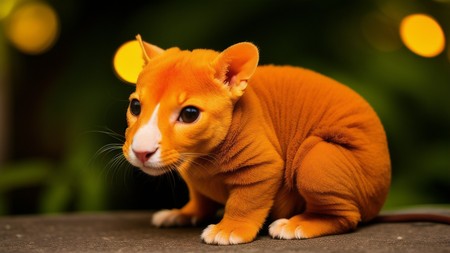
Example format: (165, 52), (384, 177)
(129, 99), (141, 116)
(178, 106), (200, 123)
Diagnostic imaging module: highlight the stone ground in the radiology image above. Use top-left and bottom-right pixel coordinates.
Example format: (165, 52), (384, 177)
(0, 209), (449, 253)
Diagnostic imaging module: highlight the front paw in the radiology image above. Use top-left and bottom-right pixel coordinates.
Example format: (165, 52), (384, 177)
(201, 221), (258, 245)
(268, 218), (306, 239)
(151, 209), (198, 227)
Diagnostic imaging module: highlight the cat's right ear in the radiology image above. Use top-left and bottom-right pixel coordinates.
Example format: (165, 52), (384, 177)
(136, 34), (164, 64)
(213, 42), (259, 101)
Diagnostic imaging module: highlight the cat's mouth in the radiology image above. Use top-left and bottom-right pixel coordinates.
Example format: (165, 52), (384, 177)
(125, 147), (184, 176)
(138, 159), (183, 176)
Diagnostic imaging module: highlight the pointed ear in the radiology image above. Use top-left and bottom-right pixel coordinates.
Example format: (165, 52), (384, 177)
(213, 42), (259, 100)
(136, 34), (164, 64)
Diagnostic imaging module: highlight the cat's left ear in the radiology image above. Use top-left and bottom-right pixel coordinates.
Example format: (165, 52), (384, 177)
(136, 34), (165, 64)
(213, 42), (259, 100)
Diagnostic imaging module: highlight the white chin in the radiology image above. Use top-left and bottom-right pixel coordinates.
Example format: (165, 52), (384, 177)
(126, 158), (166, 176)
(139, 166), (168, 176)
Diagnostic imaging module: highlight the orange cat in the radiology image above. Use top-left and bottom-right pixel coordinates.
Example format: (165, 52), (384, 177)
(122, 35), (391, 245)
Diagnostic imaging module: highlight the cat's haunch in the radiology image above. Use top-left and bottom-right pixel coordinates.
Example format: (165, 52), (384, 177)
(122, 35), (391, 245)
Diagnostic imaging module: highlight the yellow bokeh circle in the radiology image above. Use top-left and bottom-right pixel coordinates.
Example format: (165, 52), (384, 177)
(0, 0), (16, 20)
(448, 42), (450, 62)
(400, 14), (445, 58)
(113, 40), (145, 84)
(5, 2), (59, 55)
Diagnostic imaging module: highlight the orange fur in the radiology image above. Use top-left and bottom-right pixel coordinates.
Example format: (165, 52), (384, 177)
(123, 36), (391, 245)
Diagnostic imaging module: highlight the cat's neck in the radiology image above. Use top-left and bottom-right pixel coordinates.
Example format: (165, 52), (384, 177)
(210, 88), (283, 172)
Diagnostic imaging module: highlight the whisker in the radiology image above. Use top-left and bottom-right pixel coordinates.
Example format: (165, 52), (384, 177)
(178, 153), (215, 178)
(165, 169), (178, 204)
(181, 152), (219, 165)
(82, 129), (125, 144)
(97, 144), (123, 155)
(84, 127), (139, 190)
(89, 143), (122, 166)
(103, 152), (127, 183)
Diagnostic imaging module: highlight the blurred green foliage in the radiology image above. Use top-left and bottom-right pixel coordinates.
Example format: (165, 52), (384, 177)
(0, 0), (449, 215)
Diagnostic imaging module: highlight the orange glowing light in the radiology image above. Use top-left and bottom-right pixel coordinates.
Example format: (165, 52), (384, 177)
(400, 14), (445, 58)
(5, 2), (59, 55)
(448, 42), (450, 62)
(113, 40), (146, 84)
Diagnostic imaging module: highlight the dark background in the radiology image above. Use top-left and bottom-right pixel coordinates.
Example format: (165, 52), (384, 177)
(1, 0), (449, 215)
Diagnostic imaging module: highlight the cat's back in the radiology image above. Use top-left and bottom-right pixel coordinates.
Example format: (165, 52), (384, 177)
(248, 65), (387, 158)
(250, 65), (362, 108)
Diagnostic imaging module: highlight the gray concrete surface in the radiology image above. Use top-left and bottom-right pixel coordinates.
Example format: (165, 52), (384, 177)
(0, 210), (449, 253)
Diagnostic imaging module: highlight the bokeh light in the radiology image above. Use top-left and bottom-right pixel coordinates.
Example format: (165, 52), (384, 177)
(0, 0), (16, 20)
(448, 42), (450, 62)
(400, 14), (445, 58)
(113, 40), (145, 84)
(5, 1), (59, 55)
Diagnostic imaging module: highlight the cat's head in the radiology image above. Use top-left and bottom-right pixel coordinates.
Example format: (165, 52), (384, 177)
(122, 36), (259, 176)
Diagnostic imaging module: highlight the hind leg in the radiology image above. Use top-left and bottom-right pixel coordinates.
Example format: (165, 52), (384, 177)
(269, 141), (364, 239)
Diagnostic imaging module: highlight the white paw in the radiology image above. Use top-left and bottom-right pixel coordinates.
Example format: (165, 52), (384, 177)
(151, 209), (197, 227)
(268, 218), (305, 239)
(201, 224), (245, 245)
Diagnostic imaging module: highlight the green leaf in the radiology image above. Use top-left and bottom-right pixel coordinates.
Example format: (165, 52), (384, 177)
(39, 176), (72, 213)
(0, 160), (53, 192)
